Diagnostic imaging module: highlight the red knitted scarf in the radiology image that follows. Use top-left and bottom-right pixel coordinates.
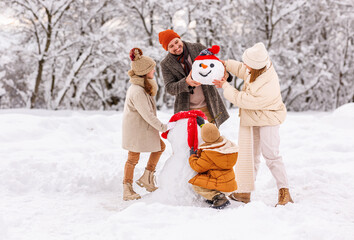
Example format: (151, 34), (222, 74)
(161, 110), (207, 150)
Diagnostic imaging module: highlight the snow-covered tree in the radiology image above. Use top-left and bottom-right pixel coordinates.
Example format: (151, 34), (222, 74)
(0, 0), (352, 111)
(7, 0), (76, 108)
(231, 0), (353, 111)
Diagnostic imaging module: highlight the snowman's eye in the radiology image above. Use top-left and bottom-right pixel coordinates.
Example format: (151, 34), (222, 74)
(210, 63), (215, 68)
(199, 63), (202, 67)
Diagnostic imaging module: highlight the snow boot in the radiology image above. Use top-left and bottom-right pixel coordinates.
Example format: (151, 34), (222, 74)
(276, 188), (294, 206)
(229, 192), (251, 203)
(136, 169), (158, 192)
(211, 193), (230, 209)
(123, 183), (141, 201)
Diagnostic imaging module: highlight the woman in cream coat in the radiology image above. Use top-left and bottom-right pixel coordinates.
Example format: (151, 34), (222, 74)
(122, 48), (174, 201)
(213, 42), (293, 206)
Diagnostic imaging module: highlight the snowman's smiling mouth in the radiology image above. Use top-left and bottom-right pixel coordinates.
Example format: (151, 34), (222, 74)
(199, 70), (212, 77)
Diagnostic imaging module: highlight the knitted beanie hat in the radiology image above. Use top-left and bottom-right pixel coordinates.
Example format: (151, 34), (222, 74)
(158, 29), (180, 51)
(129, 48), (156, 76)
(161, 110), (207, 151)
(194, 45), (220, 61)
(242, 42), (269, 70)
(201, 123), (222, 143)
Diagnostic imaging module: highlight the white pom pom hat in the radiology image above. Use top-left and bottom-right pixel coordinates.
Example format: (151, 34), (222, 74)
(242, 42), (269, 70)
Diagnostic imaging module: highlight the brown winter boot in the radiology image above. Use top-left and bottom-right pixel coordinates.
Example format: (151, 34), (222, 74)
(211, 193), (230, 209)
(228, 192), (251, 203)
(136, 169), (158, 192)
(123, 183), (141, 201)
(276, 188), (294, 206)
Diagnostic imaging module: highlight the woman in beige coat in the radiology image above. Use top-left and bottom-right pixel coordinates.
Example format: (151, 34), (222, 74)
(213, 42), (293, 206)
(122, 48), (174, 201)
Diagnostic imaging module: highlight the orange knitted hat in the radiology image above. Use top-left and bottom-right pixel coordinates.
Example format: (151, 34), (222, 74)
(158, 29), (180, 51)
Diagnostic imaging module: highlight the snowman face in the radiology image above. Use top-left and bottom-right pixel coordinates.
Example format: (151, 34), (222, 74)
(191, 59), (224, 85)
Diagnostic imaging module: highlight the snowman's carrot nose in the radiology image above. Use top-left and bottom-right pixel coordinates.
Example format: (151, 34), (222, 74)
(201, 63), (208, 69)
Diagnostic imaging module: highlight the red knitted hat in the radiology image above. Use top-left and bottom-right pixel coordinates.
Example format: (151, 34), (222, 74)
(161, 110), (207, 150)
(194, 45), (220, 61)
(158, 29), (180, 51)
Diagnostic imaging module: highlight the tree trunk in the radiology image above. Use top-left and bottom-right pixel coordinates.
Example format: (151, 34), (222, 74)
(30, 8), (52, 108)
(30, 59), (44, 108)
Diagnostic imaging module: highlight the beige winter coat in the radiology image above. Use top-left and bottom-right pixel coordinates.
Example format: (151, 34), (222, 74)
(122, 75), (167, 152)
(222, 60), (286, 126)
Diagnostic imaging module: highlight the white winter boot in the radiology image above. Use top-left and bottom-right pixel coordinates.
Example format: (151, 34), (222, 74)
(136, 169), (158, 192)
(123, 183), (141, 201)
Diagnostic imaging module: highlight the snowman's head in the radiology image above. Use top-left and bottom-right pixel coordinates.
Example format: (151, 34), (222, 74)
(191, 45), (224, 85)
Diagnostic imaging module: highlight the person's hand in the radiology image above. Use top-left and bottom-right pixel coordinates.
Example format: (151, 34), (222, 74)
(196, 116), (205, 127)
(190, 147), (198, 156)
(167, 122), (177, 130)
(223, 68), (229, 80)
(186, 71), (201, 87)
(212, 77), (226, 88)
(213, 60), (228, 88)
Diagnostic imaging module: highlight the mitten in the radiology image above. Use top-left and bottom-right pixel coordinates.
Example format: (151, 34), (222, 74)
(196, 116), (205, 127)
(197, 149), (202, 157)
(190, 147), (197, 156)
(226, 71), (233, 82)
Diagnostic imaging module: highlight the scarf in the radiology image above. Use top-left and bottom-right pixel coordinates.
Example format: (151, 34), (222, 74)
(235, 125), (255, 192)
(173, 43), (196, 94)
(161, 110), (207, 150)
(174, 44), (192, 76)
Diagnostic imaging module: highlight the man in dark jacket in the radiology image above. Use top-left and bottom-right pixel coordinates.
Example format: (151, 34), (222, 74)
(158, 29), (230, 127)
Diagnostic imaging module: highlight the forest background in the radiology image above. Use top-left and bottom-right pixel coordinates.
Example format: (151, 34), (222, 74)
(0, 0), (353, 111)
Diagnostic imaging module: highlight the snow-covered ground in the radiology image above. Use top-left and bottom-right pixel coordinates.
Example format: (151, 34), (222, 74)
(1, 104), (354, 240)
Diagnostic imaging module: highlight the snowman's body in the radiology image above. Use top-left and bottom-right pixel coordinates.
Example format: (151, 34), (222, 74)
(191, 59), (224, 85)
(146, 119), (204, 206)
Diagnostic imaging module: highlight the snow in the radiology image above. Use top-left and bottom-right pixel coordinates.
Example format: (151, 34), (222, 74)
(1, 104), (354, 240)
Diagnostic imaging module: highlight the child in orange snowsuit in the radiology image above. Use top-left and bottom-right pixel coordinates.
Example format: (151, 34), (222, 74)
(189, 122), (238, 209)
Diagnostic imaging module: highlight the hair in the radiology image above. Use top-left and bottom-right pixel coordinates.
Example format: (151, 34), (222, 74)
(143, 75), (153, 96)
(249, 66), (266, 83)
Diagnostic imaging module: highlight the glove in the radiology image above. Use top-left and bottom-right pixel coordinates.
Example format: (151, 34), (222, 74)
(226, 71), (233, 82)
(167, 122), (177, 130)
(196, 116), (205, 127)
(190, 147), (197, 156)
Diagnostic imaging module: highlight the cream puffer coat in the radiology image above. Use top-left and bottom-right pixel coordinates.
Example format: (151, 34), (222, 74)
(222, 60), (286, 126)
(122, 75), (167, 152)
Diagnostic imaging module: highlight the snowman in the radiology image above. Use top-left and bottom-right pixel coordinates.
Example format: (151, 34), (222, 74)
(191, 45), (225, 85)
(144, 111), (207, 206)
